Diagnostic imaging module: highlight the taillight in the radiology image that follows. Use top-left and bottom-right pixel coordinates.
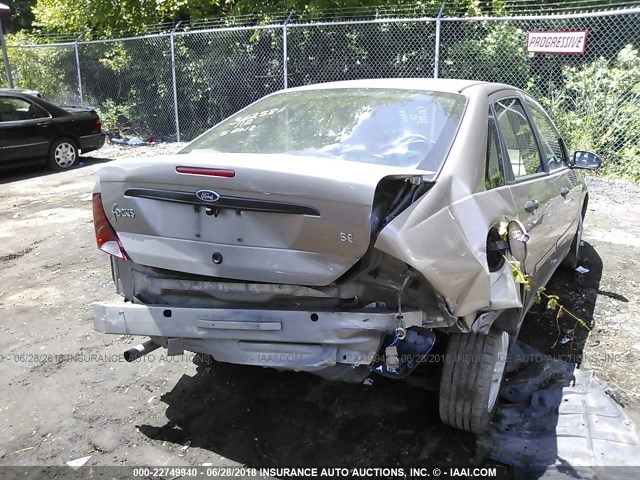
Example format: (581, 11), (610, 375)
(92, 193), (128, 260)
(91, 122), (102, 133)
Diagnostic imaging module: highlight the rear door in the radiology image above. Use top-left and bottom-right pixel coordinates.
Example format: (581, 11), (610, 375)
(491, 95), (557, 283)
(524, 96), (583, 254)
(0, 95), (52, 165)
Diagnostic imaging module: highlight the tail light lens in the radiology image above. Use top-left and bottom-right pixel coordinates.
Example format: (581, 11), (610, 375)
(91, 122), (102, 133)
(92, 193), (128, 260)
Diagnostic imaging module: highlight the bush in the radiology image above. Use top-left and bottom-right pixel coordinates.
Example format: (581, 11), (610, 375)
(541, 45), (640, 181)
(96, 98), (139, 136)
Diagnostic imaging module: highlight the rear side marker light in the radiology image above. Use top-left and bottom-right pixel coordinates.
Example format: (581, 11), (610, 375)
(176, 166), (235, 177)
(92, 192), (128, 260)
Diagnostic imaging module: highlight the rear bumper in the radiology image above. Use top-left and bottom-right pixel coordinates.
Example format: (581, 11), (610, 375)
(93, 303), (423, 371)
(79, 133), (106, 154)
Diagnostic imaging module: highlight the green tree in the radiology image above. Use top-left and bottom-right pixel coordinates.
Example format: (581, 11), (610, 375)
(3, 0), (36, 32)
(31, 0), (230, 37)
(440, 21), (533, 89)
(2, 31), (77, 97)
(28, 0), (495, 37)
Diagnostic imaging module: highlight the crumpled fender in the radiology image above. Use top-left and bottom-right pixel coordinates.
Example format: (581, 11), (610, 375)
(374, 175), (523, 318)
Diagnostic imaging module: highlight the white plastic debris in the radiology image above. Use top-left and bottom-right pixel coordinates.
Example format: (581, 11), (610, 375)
(66, 455), (91, 469)
(111, 136), (157, 146)
(575, 266), (590, 274)
(559, 337), (571, 345)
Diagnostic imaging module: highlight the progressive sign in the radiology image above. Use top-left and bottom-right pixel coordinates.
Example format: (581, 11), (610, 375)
(526, 30), (588, 54)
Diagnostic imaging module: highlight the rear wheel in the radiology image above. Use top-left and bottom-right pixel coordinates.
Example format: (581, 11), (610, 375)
(439, 330), (509, 434)
(48, 138), (78, 170)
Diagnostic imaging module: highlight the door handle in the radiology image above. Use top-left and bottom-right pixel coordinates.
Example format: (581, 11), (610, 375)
(524, 199), (539, 213)
(37, 122), (50, 127)
(560, 187), (570, 197)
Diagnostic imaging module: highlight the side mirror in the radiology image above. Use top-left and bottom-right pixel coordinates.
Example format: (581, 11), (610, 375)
(571, 151), (602, 170)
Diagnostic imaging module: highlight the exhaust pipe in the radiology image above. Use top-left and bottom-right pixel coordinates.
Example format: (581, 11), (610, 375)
(124, 339), (160, 362)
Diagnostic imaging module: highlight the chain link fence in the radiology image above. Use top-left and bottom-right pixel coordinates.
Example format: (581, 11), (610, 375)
(78, 36), (177, 139)
(286, 20), (437, 87)
(173, 27), (285, 140)
(2, 7), (639, 176)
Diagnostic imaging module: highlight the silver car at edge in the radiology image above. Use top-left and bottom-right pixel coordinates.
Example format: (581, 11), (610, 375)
(92, 79), (601, 433)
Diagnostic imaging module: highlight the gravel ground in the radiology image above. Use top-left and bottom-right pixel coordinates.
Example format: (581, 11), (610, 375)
(0, 143), (638, 471)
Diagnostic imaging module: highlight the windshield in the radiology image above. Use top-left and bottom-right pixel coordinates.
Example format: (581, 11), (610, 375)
(181, 88), (467, 171)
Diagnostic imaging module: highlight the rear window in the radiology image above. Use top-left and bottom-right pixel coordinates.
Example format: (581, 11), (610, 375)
(181, 88), (466, 172)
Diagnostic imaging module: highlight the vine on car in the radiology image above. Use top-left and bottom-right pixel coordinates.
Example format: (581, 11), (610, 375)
(498, 221), (591, 347)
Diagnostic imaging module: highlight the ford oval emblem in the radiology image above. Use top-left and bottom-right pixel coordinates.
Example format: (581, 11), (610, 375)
(195, 189), (221, 203)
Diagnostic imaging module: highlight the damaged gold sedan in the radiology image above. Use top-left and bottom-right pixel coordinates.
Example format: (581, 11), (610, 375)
(92, 79), (601, 433)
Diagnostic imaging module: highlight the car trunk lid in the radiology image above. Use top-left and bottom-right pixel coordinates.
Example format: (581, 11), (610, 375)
(60, 105), (97, 114)
(97, 152), (430, 285)
(60, 106), (100, 125)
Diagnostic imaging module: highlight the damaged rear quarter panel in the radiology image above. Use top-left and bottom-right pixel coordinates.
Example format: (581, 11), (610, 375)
(375, 91), (523, 317)
(375, 178), (522, 317)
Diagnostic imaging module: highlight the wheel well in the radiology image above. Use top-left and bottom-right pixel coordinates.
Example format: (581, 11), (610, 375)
(51, 136), (79, 150)
(493, 307), (522, 339)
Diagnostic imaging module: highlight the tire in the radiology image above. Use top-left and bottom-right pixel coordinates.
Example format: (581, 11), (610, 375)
(48, 138), (78, 170)
(562, 212), (583, 269)
(439, 330), (509, 434)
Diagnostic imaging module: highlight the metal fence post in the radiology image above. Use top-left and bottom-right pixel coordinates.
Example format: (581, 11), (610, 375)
(74, 37), (83, 104)
(283, 12), (293, 89)
(0, 17), (13, 88)
(433, 2), (446, 79)
(170, 21), (182, 142)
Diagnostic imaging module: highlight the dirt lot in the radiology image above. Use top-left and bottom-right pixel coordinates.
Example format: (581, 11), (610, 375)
(1, 144), (639, 470)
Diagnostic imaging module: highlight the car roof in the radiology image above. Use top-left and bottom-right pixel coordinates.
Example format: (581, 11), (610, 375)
(0, 88), (42, 97)
(283, 78), (518, 97)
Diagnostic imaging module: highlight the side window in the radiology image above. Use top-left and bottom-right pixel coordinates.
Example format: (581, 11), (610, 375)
(485, 110), (505, 189)
(28, 102), (49, 120)
(494, 98), (543, 179)
(0, 97), (47, 122)
(525, 99), (566, 171)
(0, 98), (13, 122)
